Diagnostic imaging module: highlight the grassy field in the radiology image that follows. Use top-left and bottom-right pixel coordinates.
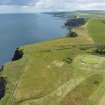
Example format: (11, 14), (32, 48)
(88, 18), (105, 44)
(1, 17), (105, 105)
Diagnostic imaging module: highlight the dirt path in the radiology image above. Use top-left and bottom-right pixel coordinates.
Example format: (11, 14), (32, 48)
(6, 65), (29, 105)
(98, 95), (105, 105)
(16, 77), (86, 105)
(73, 22), (94, 44)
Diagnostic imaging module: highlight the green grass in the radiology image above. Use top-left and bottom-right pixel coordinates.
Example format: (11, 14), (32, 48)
(15, 54), (105, 105)
(88, 19), (105, 44)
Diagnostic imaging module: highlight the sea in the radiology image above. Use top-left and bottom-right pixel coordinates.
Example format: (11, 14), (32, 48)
(0, 13), (68, 64)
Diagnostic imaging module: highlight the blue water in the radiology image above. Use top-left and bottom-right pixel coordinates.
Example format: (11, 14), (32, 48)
(0, 13), (67, 64)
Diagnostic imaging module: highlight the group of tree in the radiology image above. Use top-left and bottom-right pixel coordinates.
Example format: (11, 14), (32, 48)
(65, 17), (86, 29)
(94, 45), (105, 55)
(65, 16), (86, 38)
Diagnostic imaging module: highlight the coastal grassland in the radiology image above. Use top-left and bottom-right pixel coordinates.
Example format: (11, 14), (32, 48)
(15, 54), (105, 105)
(14, 47), (81, 103)
(88, 18), (105, 44)
(58, 54), (105, 105)
(0, 29), (94, 105)
(1, 17), (105, 105)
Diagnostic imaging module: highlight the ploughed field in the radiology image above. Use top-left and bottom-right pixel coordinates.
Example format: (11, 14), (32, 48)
(1, 17), (105, 105)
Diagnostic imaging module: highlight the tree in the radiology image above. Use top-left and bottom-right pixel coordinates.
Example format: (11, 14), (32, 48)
(94, 45), (105, 55)
(12, 48), (23, 61)
(67, 31), (78, 37)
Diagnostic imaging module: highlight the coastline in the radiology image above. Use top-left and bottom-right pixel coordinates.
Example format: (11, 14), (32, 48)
(1, 16), (105, 105)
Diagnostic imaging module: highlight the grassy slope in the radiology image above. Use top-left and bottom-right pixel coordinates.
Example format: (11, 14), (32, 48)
(88, 18), (105, 44)
(1, 18), (105, 105)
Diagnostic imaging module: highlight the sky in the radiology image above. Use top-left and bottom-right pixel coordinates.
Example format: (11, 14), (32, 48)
(0, 0), (105, 13)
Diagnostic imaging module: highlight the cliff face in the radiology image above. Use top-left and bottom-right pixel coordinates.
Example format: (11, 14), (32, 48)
(0, 77), (6, 100)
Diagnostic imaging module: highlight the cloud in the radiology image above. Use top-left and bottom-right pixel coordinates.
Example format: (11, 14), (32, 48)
(0, 0), (105, 13)
(0, 0), (34, 5)
(33, 0), (105, 11)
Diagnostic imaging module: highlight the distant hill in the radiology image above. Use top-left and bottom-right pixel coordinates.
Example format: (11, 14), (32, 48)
(76, 10), (105, 15)
(43, 10), (105, 19)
